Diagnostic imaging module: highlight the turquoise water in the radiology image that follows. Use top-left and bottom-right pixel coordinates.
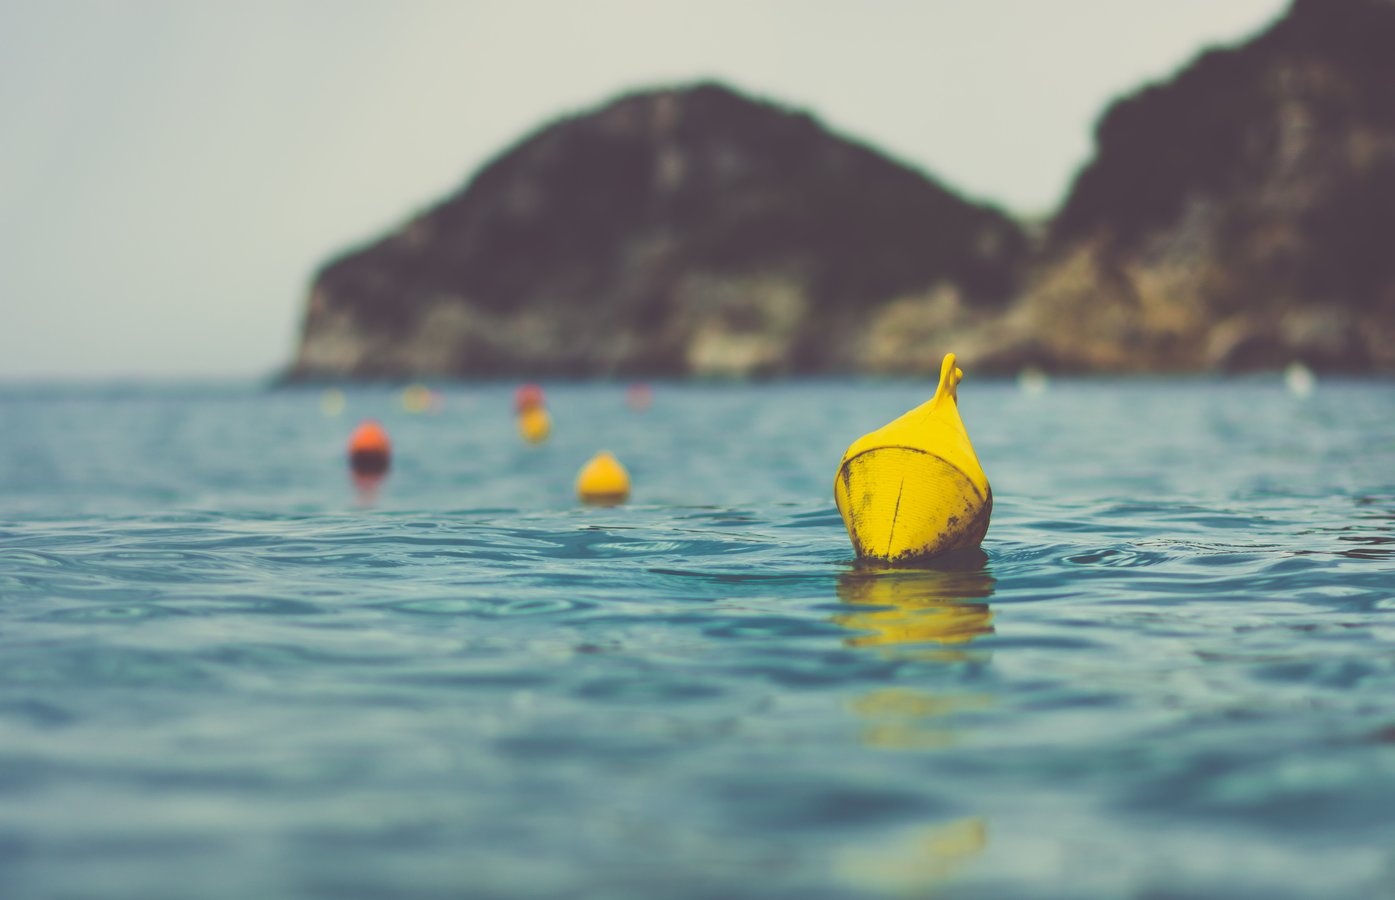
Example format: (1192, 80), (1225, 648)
(1, 379), (1393, 899)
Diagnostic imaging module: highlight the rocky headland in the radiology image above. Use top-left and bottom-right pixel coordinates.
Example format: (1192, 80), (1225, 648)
(995, 0), (1395, 373)
(290, 83), (1026, 379)
(287, 0), (1395, 379)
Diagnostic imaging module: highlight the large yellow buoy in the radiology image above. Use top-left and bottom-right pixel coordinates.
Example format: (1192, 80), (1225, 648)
(576, 451), (630, 505)
(518, 405), (552, 444)
(834, 353), (991, 563)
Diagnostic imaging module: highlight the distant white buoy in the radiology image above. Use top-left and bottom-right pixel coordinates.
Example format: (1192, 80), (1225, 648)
(1016, 366), (1049, 396)
(1284, 361), (1316, 397)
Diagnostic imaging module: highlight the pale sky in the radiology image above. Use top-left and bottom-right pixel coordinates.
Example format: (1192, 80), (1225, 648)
(0, 0), (1288, 379)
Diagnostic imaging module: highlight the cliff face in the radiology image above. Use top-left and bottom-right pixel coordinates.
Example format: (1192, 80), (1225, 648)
(290, 83), (1028, 379)
(290, 1), (1395, 379)
(999, 0), (1395, 373)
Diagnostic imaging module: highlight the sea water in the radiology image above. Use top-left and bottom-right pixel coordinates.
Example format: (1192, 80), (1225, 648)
(0, 378), (1392, 899)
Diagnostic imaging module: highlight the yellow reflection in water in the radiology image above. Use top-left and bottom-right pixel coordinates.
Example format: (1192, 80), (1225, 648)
(831, 558), (995, 893)
(835, 816), (989, 893)
(835, 557), (997, 747)
(851, 688), (994, 750)
(834, 554), (996, 652)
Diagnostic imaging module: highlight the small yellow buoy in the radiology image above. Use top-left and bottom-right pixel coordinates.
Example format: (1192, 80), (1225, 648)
(576, 451), (630, 505)
(518, 406), (552, 443)
(834, 353), (991, 563)
(402, 383), (433, 413)
(320, 388), (346, 417)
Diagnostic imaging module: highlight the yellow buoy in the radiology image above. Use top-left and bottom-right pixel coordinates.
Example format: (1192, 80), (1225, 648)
(320, 388), (346, 417)
(834, 353), (991, 563)
(402, 383), (433, 413)
(518, 406), (552, 443)
(576, 451), (630, 505)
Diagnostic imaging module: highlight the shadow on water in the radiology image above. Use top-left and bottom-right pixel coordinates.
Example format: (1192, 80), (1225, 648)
(829, 550), (996, 893)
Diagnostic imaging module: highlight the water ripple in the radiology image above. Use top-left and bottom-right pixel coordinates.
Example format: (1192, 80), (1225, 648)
(1, 382), (1393, 898)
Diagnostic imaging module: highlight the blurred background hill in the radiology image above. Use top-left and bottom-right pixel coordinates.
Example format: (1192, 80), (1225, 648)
(13, 0), (1390, 380)
(287, 0), (1395, 379)
(293, 83), (1028, 378)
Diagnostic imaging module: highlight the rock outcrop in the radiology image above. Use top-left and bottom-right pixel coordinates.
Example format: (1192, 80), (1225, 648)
(289, 1), (1395, 379)
(289, 83), (1028, 379)
(991, 0), (1395, 373)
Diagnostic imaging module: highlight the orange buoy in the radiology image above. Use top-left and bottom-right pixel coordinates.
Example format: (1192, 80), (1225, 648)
(576, 451), (630, 505)
(347, 419), (391, 476)
(515, 383), (545, 413)
(626, 383), (653, 411)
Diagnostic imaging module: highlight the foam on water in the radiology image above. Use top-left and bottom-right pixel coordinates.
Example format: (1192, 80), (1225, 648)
(0, 379), (1393, 899)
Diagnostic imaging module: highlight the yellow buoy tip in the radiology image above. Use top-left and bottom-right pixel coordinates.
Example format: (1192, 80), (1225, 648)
(935, 353), (964, 403)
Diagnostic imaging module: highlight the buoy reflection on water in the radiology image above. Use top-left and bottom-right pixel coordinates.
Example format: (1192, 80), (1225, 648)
(835, 558), (995, 750)
(834, 556), (995, 653)
(834, 816), (989, 894)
